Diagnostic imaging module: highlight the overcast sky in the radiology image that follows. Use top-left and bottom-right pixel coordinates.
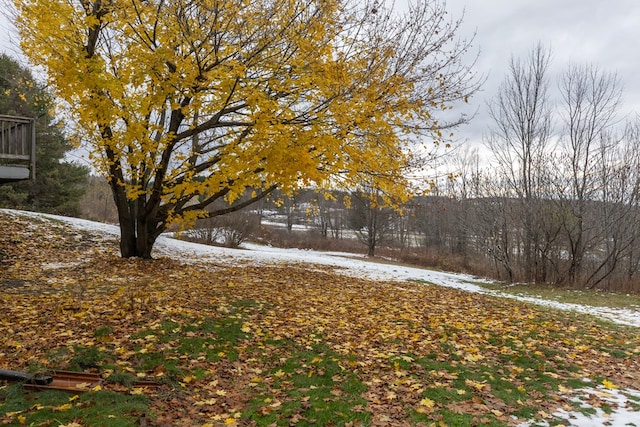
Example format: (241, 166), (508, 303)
(429, 0), (640, 147)
(2, 1), (639, 148)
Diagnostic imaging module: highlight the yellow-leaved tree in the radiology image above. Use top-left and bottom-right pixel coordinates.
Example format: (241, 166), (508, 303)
(13, 0), (479, 258)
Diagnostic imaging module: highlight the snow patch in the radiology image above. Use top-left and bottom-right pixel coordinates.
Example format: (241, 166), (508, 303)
(518, 386), (640, 427)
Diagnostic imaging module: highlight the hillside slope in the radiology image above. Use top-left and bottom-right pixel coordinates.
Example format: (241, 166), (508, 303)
(1, 209), (639, 426)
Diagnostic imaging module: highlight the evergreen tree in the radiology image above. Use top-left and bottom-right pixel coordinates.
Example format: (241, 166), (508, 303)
(0, 54), (88, 216)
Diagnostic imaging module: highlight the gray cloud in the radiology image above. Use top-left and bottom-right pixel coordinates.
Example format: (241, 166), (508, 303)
(433, 0), (640, 145)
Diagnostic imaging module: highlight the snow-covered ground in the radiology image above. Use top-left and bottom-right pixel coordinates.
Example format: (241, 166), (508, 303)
(5, 209), (640, 426)
(518, 384), (640, 427)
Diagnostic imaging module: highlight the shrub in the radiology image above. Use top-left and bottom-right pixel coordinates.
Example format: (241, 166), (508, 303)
(189, 211), (261, 248)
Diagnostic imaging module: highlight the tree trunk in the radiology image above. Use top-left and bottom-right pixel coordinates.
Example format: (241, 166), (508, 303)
(111, 184), (164, 259)
(367, 236), (376, 257)
(117, 213), (163, 259)
(118, 215), (137, 258)
(366, 204), (377, 257)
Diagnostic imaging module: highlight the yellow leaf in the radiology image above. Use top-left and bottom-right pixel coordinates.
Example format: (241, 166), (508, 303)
(602, 379), (618, 389)
(194, 398), (217, 406)
(17, 415), (26, 425)
(464, 353), (483, 362)
(419, 397), (435, 408)
(53, 403), (73, 411)
(464, 379), (487, 390)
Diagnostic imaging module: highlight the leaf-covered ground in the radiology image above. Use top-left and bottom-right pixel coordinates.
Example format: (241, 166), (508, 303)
(1, 211), (639, 426)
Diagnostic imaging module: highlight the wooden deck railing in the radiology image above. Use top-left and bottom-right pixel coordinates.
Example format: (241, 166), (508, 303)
(0, 115), (36, 181)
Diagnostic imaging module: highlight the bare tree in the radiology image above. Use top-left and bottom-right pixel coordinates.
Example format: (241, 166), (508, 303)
(557, 64), (622, 285)
(349, 186), (395, 257)
(308, 192), (347, 239)
(484, 43), (554, 282)
(618, 120), (640, 285)
(446, 147), (483, 256)
(578, 121), (640, 290)
(191, 209), (261, 248)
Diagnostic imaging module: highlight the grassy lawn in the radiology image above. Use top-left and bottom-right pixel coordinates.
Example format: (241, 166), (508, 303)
(473, 280), (640, 310)
(1, 211), (639, 426)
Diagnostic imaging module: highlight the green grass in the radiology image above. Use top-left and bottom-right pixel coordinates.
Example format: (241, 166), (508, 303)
(0, 303), (257, 426)
(1, 299), (635, 427)
(128, 304), (253, 379)
(0, 384), (148, 426)
(2, 289), (638, 426)
(69, 346), (110, 371)
(244, 340), (369, 426)
(470, 280), (640, 310)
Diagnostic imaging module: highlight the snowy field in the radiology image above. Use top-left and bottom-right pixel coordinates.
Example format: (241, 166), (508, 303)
(5, 209), (640, 426)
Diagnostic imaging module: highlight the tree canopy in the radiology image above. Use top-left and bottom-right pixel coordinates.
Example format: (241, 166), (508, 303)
(14, 0), (479, 258)
(0, 53), (88, 216)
